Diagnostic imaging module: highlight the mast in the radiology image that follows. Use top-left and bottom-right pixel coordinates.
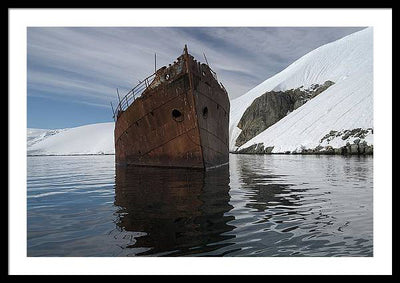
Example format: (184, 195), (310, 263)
(203, 52), (209, 66)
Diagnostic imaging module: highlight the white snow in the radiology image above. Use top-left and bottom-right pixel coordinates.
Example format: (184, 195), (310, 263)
(230, 27), (373, 152)
(27, 122), (115, 155)
(27, 128), (67, 148)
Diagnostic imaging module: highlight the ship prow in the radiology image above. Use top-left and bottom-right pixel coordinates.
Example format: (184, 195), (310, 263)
(113, 45), (230, 169)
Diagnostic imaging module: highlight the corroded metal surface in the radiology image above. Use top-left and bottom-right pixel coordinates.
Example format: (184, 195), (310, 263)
(114, 46), (230, 169)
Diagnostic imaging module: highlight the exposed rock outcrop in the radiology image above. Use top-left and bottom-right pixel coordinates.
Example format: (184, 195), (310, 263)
(234, 127), (373, 155)
(235, 81), (334, 147)
(235, 143), (272, 154)
(298, 141), (373, 155)
(319, 128), (373, 143)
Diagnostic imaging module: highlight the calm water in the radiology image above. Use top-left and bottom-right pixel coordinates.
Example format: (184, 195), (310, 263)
(27, 154), (373, 257)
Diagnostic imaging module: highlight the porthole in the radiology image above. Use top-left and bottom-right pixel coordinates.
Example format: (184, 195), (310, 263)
(172, 109), (184, 122)
(202, 107), (208, 119)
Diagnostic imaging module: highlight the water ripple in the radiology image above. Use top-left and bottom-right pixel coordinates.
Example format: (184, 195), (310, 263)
(27, 154), (373, 257)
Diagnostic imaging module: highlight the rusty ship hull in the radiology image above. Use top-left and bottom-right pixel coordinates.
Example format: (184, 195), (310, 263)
(113, 46), (230, 169)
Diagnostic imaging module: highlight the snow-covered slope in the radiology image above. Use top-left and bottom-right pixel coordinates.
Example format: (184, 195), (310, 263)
(27, 128), (67, 148)
(27, 122), (115, 155)
(230, 27), (373, 153)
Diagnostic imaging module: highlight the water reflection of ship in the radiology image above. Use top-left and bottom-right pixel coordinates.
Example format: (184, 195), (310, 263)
(114, 165), (235, 256)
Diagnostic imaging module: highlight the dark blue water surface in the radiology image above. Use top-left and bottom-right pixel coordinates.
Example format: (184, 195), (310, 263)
(27, 154), (373, 256)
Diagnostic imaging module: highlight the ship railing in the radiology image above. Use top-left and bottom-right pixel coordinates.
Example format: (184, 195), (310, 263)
(112, 72), (156, 120)
(209, 67), (218, 81)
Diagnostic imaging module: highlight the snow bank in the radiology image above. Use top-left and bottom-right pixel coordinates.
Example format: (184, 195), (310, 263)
(230, 27), (373, 153)
(27, 128), (66, 148)
(27, 122), (115, 155)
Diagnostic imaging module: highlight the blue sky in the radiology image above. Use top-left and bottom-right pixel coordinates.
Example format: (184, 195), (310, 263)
(27, 26), (365, 129)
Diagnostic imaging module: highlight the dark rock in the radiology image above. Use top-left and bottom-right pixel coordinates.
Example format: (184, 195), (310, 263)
(358, 142), (366, 154)
(334, 147), (343, 154)
(235, 80), (335, 147)
(237, 144), (257, 154)
(345, 142), (352, 154)
(314, 145), (323, 152)
(255, 143), (265, 153)
(237, 143), (266, 154)
(325, 146), (335, 154)
(350, 144), (359, 154)
(235, 91), (294, 147)
(320, 130), (338, 143)
(265, 146), (274, 154)
(342, 131), (352, 140)
(365, 145), (373, 155)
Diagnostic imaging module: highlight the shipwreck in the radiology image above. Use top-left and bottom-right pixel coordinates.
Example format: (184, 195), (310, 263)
(112, 45), (230, 169)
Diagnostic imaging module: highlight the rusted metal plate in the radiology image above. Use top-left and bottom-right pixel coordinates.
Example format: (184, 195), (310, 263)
(114, 46), (230, 169)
